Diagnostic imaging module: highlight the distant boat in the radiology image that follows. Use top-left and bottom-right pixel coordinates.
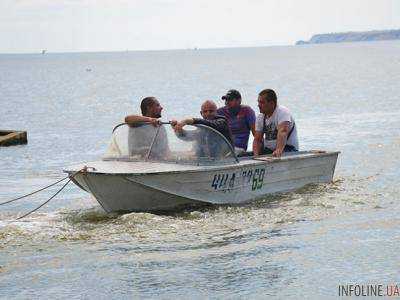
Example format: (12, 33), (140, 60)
(41, 50), (46, 55)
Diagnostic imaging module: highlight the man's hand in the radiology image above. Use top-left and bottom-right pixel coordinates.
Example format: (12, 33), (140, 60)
(170, 120), (178, 127)
(272, 148), (283, 157)
(149, 117), (161, 127)
(173, 121), (186, 133)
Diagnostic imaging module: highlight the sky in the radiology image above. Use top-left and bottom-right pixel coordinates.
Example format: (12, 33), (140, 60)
(0, 0), (399, 53)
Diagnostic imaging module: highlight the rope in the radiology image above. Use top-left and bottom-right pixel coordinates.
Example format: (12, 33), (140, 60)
(0, 175), (69, 206)
(15, 169), (83, 220)
(16, 177), (72, 220)
(0, 168), (89, 223)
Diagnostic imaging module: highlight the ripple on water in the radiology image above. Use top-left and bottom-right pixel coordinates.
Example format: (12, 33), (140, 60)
(0, 175), (390, 251)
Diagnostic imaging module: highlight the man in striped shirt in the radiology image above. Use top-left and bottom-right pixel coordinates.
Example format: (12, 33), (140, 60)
(217, 89), (256, 153)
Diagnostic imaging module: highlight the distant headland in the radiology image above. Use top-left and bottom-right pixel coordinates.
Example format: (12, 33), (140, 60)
(296, 29), (400, 45)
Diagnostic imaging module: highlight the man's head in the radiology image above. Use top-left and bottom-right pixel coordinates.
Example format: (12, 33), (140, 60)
(140, 96), (163, 118)
(200, 100), (218, 120)
(257, 89), (277, 116)
(222, 89), (241, 109)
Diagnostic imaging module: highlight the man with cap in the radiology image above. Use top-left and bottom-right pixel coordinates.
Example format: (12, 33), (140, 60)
(253, 89), (299, 157)
(217, 89), (256, 153)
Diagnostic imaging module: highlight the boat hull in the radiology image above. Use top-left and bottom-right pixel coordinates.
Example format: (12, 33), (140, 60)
(67, 151), (339, 212)
(71, 173), (201, 212)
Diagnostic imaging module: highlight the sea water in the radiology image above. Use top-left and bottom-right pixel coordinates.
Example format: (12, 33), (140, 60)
(1, 41), (400, 299)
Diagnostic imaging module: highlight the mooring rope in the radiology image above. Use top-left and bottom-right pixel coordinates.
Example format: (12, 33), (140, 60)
(0, 168), (88, 221)
(0, 176), (69, 206)
(16, 177), (73, 220)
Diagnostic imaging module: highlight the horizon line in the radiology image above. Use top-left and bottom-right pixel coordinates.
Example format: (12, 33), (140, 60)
(0, 42), (294, 55)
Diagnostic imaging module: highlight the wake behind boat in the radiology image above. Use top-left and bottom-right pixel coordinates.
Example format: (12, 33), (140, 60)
(64, 123), (339, 212)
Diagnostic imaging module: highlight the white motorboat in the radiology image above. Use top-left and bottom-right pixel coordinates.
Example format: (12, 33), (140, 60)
(64, 123), (339, 212)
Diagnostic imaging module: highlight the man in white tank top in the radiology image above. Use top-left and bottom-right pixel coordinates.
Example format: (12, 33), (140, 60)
(253, 89), (299, 157)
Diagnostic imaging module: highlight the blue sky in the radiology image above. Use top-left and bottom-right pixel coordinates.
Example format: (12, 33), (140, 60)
(1, 0), (399, 53)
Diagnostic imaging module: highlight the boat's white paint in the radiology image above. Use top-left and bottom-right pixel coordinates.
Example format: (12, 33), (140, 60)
(65, 151), (339, 212)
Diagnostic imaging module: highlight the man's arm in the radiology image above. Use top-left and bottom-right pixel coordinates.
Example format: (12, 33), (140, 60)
(192, 118), (224, 131)
(248, 108), (257, 137)
(252, 131), (264, 156)
(124, 115), (159, 126)
(273, 121), (290, 157)
(173, 118), (195, 133)
(250, 124), (256, 137)
(171, 118), (196, 142)
(173, 117), (225, 131)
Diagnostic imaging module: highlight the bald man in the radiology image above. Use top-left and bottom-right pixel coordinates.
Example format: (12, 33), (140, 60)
(173, 100), (234, 146)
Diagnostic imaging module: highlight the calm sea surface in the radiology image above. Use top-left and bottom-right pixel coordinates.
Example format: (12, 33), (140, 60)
(1, 41), (400, 299)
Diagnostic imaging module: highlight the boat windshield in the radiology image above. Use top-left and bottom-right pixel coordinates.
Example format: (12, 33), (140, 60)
(103, 123), (238, 165)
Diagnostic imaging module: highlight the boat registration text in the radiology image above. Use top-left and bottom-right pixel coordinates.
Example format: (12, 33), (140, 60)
(211, 168), (265, 192)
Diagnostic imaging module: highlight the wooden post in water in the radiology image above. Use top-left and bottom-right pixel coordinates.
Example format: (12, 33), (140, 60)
(0, 130), (28, 146)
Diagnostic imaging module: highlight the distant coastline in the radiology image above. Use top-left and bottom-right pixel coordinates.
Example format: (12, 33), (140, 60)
(296, 29), (400, 45)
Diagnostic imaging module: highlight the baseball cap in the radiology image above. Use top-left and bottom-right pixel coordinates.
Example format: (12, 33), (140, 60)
(222, 89), (242, 101)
